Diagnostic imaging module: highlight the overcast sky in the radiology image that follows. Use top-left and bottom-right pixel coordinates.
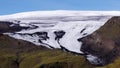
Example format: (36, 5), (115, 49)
(0, 0), (120, 15)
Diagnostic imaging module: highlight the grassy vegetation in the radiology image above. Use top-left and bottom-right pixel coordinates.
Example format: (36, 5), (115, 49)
(20, 50), (93, 68)
(0, 34), (93, 68)
(95, 58), (120, 68)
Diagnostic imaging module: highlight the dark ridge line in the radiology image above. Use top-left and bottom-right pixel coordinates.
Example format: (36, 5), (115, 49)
(80, 28), (86, 33)
(38, 39), (55, 49)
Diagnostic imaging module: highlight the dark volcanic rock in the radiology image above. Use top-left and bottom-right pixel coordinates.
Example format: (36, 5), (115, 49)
(80, 16), (120, 66)
(0, 21), (29, 33)
(34, 32), (49, 40)
(54, 30), (65, 40)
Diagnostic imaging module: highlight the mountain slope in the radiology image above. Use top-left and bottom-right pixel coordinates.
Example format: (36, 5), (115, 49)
(0, 11), (114, 53)
(0, 11), (120, 66)
(80, 16), (120, 66)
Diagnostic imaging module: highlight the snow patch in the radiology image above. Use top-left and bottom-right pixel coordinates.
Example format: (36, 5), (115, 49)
(87, 54), (103, 65)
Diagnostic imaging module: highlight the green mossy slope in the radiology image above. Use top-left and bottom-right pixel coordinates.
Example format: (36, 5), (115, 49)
(0, 34), (93, 68)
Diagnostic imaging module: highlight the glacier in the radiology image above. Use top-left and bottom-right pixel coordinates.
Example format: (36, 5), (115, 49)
(1, 10), (120, 64)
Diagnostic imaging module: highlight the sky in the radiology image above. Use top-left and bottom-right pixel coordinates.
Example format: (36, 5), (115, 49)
(0, 0), (120, 15)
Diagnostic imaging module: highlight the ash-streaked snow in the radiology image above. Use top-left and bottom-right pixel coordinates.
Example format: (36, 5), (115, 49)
(1, 10), (120, 64)
(86, 54), (103, 65)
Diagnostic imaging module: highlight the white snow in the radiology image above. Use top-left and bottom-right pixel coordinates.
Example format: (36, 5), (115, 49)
(86, 54), (102, 64)
(1, 10), (120, 54)
(0, 10), (120, 20)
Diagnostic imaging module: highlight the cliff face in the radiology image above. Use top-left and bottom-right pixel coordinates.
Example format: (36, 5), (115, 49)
(80, 16), (120, 66)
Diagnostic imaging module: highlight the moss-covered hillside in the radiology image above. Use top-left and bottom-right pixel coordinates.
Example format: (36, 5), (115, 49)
(0, 34), (93, 68)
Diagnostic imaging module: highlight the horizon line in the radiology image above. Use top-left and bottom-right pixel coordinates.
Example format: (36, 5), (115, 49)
(1, 10), (120, 15)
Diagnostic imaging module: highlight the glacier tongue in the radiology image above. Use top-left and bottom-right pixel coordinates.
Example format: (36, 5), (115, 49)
(3, 16), (110, 54)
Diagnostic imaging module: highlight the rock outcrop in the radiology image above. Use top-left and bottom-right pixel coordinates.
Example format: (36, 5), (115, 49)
(80, 16), (120, 66)
(0, 21), (36, 33)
